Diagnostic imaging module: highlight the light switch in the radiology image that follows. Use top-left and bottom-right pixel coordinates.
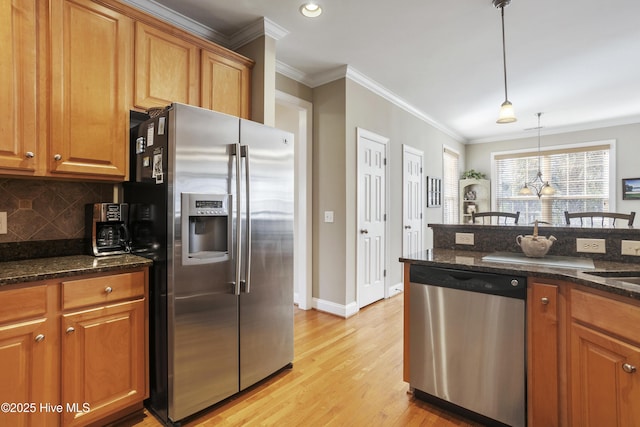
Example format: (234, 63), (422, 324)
(324, 211), (334, 223)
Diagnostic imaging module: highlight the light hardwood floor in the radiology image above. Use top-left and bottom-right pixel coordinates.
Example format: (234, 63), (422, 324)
(115, 294), (481, 426)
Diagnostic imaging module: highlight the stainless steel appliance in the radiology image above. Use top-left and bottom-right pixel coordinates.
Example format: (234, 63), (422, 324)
(409, 265), (526, 427)
(85, 203), (130, 256)
(124, 103), (294, 425)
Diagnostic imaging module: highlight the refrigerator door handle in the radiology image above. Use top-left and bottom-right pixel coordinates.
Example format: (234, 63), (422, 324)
(241, 145), (252, 293)
(233, 143), (242, 296)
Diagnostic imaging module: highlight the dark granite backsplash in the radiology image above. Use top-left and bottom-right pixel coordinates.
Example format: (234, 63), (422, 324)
(0, 239), (87, 262)
(430, 223), (640, 263)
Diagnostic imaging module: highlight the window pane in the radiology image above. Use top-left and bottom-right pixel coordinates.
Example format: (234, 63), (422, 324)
(443, 149), (459, 224)
(494, 146), (609, 225)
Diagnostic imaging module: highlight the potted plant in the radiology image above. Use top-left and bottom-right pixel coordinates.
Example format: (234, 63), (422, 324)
(461, 169), (486, 180)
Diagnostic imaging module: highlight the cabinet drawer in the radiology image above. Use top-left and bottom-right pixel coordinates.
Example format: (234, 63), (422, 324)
(62, 271), (145, 310)
(571, 288), (640, 344)
(0, 285), (47, 324)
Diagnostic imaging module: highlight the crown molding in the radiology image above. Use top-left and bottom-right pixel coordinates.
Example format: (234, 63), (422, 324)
(119, 0), (229, 46)
(229, 17), (289, 50)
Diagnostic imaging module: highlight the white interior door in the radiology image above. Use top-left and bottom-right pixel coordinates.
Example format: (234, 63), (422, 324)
(402, 145), (423, 256)
(357, 128), (388, 309)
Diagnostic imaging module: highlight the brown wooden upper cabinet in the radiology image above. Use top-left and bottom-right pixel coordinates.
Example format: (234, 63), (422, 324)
(49, 0), (132, 179)
(1, 0), (253, 181)
(201, 49), (251, 118)
(134, 22), (199, 110)
(0, 0), (39, 175)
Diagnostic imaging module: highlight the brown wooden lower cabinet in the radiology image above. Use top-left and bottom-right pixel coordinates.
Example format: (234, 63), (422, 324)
(529, 278), (640, 427)
(0, 268), (148, 427)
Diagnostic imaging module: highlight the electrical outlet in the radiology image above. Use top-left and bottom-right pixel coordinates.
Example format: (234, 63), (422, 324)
(324, 211), (334, 223)
(576, 238), (606, 254)
(0, 212), (6, 234)
(455, 232), (474, 245)
(621, 240), (640, 256)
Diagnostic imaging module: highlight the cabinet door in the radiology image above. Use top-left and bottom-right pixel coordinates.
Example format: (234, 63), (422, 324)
(49, 0), (132, 179)
(134, 22), (199, 109)
(528, 281), (560, 427)
(570, 323), (640, 426)
(0, 0), (38, 174)
(0, 319), (56, 427)
(201, 50), (251, 118)
(62, 299), (145, 426)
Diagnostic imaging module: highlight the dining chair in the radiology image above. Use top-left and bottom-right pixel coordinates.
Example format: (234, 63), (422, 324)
(564, 211), (636, 227)
(471, 211), (520, 225)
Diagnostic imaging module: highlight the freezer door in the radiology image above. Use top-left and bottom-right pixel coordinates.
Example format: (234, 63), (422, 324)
(239, 119), (294, 390)
(167, 104), (241, 421)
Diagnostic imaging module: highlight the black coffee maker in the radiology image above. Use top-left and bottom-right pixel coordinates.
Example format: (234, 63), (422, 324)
(86, 203), (130, 256)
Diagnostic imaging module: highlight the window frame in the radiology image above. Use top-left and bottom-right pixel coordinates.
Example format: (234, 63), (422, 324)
(490, 140), (617, 224)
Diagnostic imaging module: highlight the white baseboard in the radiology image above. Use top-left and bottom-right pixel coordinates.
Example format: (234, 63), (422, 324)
(313, 298), (359, 318)
(388, 282), (404, 298)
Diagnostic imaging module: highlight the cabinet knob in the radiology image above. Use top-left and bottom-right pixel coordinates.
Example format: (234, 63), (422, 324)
(53, 154), (62, 161)
(360, 229), (369, 234)
(34, 334), (45, 343)
(541, 297), (550, 305)
(105, 286), (113, 294)
(622, 363), (637, 374)
(66, 327), (75, 334)
(404, 225), (412, 229)
(25, 151), (35, 158)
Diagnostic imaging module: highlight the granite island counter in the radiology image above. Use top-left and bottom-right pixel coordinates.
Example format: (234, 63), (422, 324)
(401, 224), (640, 426)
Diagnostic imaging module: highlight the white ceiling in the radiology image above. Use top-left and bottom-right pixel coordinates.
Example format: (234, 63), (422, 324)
(127, 0), (640, 143)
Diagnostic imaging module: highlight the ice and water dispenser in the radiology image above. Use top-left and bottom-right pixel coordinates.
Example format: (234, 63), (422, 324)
(181, 193), (230, 264)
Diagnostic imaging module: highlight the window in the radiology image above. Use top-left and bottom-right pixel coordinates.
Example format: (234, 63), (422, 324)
(443, 147), (459, 224)
(493, 143), (612, 225)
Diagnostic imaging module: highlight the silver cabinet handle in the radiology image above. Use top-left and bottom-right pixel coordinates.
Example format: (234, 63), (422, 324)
(541, 297), (550, 305)
(35, 334), (45, 343)
(404, 225), (412, 229)
(360, 229), (369, 234)
(623, 363), (637, 374)
(25, 151), (35, 158)
(66, 327), (75, 334)
(53, 154), (62, 161)
(104, 286), (113, 294)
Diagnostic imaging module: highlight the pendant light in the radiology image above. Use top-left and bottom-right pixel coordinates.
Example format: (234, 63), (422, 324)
(519, 113), (555, 197)
(494, 0), (517, 124)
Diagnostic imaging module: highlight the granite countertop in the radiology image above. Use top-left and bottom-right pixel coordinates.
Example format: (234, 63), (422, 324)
(0, 254), (153, 287)
(400, 249), (640, 300)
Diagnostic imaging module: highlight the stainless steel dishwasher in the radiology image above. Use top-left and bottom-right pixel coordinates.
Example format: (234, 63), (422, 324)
(409, 265), (526, 427)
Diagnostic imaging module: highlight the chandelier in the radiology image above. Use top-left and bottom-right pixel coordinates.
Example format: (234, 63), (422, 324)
(519, 113), (555, 197)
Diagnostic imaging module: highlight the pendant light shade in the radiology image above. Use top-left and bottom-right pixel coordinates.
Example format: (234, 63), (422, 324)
(494, 0), (517, 124)
(497, 100), (516, 124)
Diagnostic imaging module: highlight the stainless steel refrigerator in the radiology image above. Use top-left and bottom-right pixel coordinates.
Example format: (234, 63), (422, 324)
(124, 103), (294, 425)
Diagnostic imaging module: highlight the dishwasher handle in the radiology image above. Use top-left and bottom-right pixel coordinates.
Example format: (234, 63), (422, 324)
(410, 265), (526, 299)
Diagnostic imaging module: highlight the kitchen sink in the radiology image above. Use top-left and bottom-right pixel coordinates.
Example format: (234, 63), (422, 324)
(583, 271), (640, 285)
(583, 270), (640, 278)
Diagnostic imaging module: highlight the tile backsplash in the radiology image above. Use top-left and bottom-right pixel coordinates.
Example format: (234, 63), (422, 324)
(0, 178), (114, 243)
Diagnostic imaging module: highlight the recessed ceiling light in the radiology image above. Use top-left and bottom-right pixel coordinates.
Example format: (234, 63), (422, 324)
(300, 2), (322, 18)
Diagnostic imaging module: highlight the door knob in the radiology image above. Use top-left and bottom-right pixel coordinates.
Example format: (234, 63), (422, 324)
(360, 229), (369, 234)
